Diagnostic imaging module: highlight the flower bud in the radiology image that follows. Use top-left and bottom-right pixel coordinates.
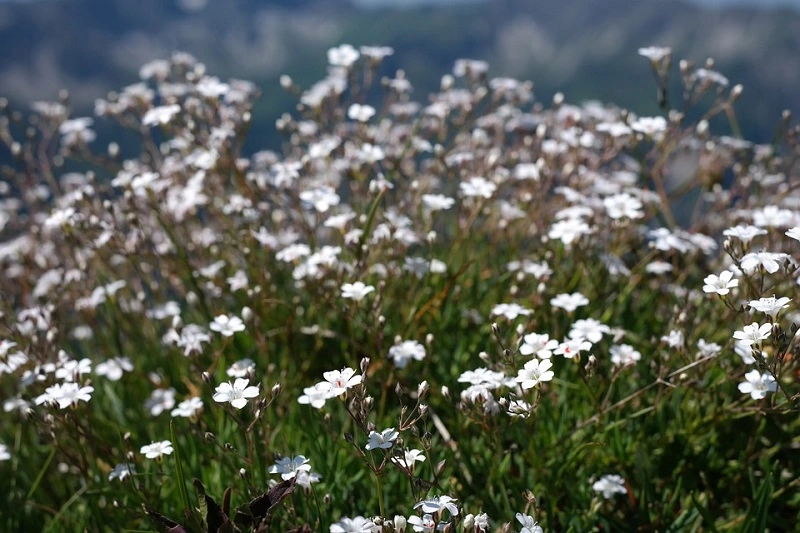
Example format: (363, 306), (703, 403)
(417, 380), (429, 398)
(394, 515), (407, 532)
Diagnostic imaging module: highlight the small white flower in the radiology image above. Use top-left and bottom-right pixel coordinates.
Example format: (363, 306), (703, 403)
(554, 337), (592, 360)
(610, 344), (641, 366)
(702, 271), (738, 295)
(209, 314), (245, 337)
(414, 495), (459, 517)
(520, 332), (558, 359)
(328, 44), (360, 67)
(733, 322), (772, 346)
(268, 455), (312, 480)
(347, 103), (376, 122)
(459, 176), (496, 199)
(550, 292), (589, 313)
(737, 370), (777, 400)
(723, 225), (767, 244)
(515, 359), (555, 389)
(0, 443), (11, 462)
(341, 281), (375, 301)
(388, 340), (426, 368)
(365, 427), (399, 451)
(593, 474), (628, 499)
(638, 46), (671, 63)
(213, 378), (260, 409)
(95, 357), (134, 381)
(140, 440), (174, 460)
(740, 252), (789, 275)
(298, 386), (334, 409)
(391, 448), (426, 470)
(748, 296), (791, 318)
(108, 463), (135, 481)
(422, 194), (456, 211)
(316, 368), (362, 396)
(226, 358), (256, 378)
(516, 513), (544, 533)
(170, 397), (203, 418)
(491, 303), (532, 320)
(786, 227), (800, 242)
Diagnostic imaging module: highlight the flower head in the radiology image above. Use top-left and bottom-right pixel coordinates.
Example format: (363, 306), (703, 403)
(732, 322), (772, 346)
(365, 427), (399, 451)
(213, 378), (260, 409)
(703, 271), (738, 295)
(268, 455), (311, 480)
(593, 474), (628, 499)
(341, 282), (375, 301)
(737, 370), (777, 400)
(515, 359), (555, 389)
(210, 314), (245, 337)
(140, 440), (173, 460)
(316, 368), (362, 396)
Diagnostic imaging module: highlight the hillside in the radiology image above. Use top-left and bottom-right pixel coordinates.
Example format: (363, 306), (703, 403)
(0, 0), (797, 147)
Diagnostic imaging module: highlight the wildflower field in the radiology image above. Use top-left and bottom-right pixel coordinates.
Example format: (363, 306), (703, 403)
(0, 45), (799, 532)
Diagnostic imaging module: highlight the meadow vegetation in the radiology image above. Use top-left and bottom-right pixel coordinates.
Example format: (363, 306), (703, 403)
(0, 45), (798, 532)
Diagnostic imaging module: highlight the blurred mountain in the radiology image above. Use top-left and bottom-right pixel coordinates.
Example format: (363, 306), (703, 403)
(0, 0), (798, 149)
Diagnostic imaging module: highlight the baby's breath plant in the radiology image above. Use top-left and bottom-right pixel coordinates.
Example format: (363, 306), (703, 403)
(0, 44), (799, 532)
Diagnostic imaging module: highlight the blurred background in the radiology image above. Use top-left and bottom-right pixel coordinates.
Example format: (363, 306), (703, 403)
(1, 0), (799, 151)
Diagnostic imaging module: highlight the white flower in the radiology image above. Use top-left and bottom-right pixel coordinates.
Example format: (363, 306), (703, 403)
(740, 252), (789, 275)
(140, 440), (174, 460)
(95, 357), (134, 381)
(631, 116), (667, 137)
(554, 337), (592, 360)
(515, 359), (555, 389)
(459, 176), (496, 199)
(330, 515), (376, 533)
(414, 495), (459, 517)
(0, 443), (11, 462)
(328, 44), (360, 67)
(108, 462), (135, 481)
(520, 333), (558, 359)
(209, 314), (245, 337)
(365, 427), (399, 451)
(298, 386), (334, 409)
(491, 303), (532, 320)
(733, 322), (772, 346)
(226, 358), (256, 378)
(786, 227), (800, 242)
(341, 281), (375, 301)
(550, 292), (589, 312)
(737, 370), (777, 400)
(316, 367), (362, 396)
(347, 103), (376, 122)
(35, 382), (94, 409)
(516, 513), (544, 533)
(422, 194), (456, 211)
(723, 225), (767, 244)
(388, 340), (426, 368)
(638, 46), (671, 62)
(268, 455), (312, 480)
(604, 193), (643, 220)
(213, 378), (260, 409)
(748, 296), (791, 318)
(548, 218), (592, 246)
(294, 470), (322, 491)
(703, 271), (738, 295)
(142, 104), (181, 126)
(569, 318), (611, 344)
(171, 397), (203, 418)
(407, 514), (437, 533)
(593, 474), (628, 499)
(145, 388), (176, 416)
(391, 448), (426, 470)
(300, 186), (340, 213)
(610, 344), (641, 366)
